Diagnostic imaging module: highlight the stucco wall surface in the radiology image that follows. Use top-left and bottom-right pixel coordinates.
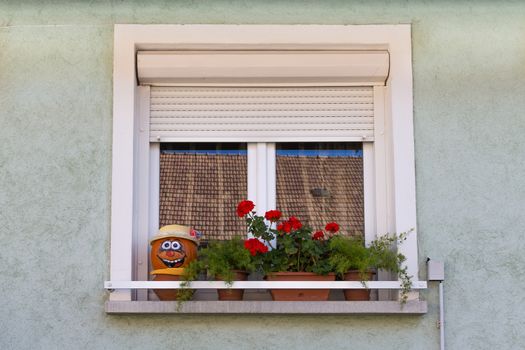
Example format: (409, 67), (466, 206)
(1, 1), (524, 349)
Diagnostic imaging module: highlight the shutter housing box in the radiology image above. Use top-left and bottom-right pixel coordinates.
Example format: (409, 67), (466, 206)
(137, 50), (389, 86)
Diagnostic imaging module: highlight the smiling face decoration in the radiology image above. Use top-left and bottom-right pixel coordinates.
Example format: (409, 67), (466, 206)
(157, 239), (186, 268)
(150, 225), (199, 272)
(150, 225), (199, 301)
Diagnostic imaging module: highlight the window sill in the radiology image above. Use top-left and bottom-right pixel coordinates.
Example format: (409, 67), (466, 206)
(105, 300), (427, 315)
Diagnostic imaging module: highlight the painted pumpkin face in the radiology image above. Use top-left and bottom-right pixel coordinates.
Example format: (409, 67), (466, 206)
(150, 237), (198, 270)
(157, 239), (186, 268)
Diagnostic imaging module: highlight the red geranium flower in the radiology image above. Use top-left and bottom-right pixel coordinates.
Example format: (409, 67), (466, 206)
(264, 210), (282, 222)
(277, 221), (292, 234)
(244, 238), (268, 256)
(325, 222), (340, 233)
(236, 200), (255, 217)
(312, 231), (325, 240)
(288, 216), (302, 230)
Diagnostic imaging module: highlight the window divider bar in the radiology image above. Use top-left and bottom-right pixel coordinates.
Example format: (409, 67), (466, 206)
(266, 143), (276, 212)
(247, 143), (258, 239)
(363, 143), (376, 246)
(256, 143), (268, 215)
(266, 143), (277, 247)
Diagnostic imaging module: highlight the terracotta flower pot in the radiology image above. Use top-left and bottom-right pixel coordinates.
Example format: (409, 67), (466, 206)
(152, 273), (183, 301)
(216, 270), (249, 301)
(343, 270), (375, 301)
(266, 272), (336, 301)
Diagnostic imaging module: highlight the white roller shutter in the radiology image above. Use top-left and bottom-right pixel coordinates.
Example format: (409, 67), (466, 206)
(149, 86), (374, 142)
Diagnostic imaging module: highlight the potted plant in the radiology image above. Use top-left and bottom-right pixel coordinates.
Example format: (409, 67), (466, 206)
(328, 231), (412, 303)
(182, 237), (260, 301)
(237, 200), (337, 301)
(149, 224), (199, 301)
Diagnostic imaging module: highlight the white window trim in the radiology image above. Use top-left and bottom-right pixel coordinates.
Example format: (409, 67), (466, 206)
(110, 24), (419, 302)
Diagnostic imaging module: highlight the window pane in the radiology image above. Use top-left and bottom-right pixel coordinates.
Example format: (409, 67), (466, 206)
(276, 142), (363, 236)
(159, 143), (247, 241)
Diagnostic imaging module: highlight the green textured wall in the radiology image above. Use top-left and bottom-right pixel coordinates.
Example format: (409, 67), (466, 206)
(1, 1), (524, 349)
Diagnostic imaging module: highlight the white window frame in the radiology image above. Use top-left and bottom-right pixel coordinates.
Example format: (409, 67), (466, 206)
(109, 24), (419, 302)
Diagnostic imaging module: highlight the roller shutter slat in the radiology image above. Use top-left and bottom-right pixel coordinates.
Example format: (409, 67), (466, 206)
(151, 116), (374, 125)
(151, 110), (373, 118)
(151, 97), (373, 105)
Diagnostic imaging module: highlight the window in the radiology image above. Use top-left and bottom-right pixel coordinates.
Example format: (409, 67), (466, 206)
(157, 141), (365, 242)
(108, 25), (421, 305)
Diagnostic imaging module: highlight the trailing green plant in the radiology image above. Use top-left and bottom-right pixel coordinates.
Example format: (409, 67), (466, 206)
(180, 238), (257, 284)
(176, 260), (200, 305)
(328, 235), (372, 277)
(177, 237), (258, 304)
(199, 237), (257, 284)
(328, 230), (413, 303)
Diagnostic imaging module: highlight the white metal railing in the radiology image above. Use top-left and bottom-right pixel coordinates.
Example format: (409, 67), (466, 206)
(105, 280), (427, 290)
